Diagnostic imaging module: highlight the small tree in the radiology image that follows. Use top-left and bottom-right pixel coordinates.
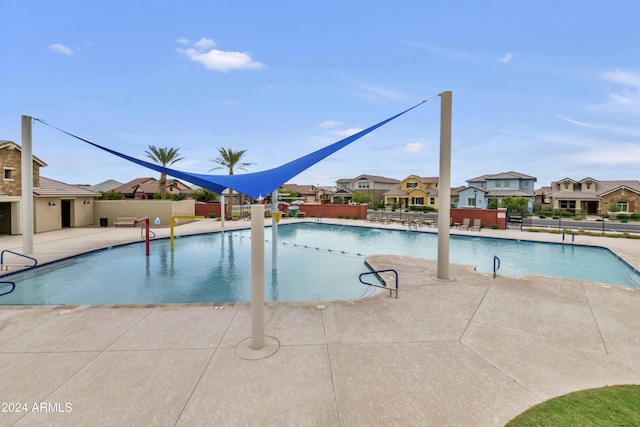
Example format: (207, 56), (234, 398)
(101, 190), (123, 200)
(190, 188), (218, 203)
(502, 196), (529, 213)
(487, 197), (499, 209)
(352, 191), (373, 205)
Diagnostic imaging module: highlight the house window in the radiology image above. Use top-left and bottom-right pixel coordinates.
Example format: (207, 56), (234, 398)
(560, 200), (576, 210)
(503, 180), (510, 188)
(406, 182), (417, 188)
(357, 182), (370, 189)
(411, 197), (424, 205)
(467, 197), (476, 207)
(586, 183), (591, 190)
(495, 181), (501, 188)
(429, 197), (435, 205)
(617, 201), (628, 212)
(563, 183), (570, 190)
(523, 181), (529, 188)
(3, 168), (15, 181)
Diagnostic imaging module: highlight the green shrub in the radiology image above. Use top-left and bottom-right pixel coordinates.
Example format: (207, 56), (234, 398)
(352, 216), (358, 220)
(337, 215), (344, 219)
(617, 214), (630, 220)
(209, 213), (216, 219)
(491, 224), (499, 229)
(101, 190), (123, 200)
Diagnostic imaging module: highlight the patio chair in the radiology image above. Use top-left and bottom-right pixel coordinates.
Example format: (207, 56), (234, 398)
(470, 219), (481, 231)
(461, 218), (471, 230)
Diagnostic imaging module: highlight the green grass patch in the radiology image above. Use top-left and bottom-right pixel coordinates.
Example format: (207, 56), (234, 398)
(506, 385), (640, 427)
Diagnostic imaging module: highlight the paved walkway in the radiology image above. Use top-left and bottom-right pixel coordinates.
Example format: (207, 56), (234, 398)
(1, 219), (639, 426)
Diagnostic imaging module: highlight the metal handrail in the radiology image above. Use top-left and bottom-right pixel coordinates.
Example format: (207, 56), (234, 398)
(493, 255), (501, 278)
(140, 227), (156, 239)
(359, 269), (398, 298)
(0, 250), (38, 270)
(0, 281), (16, 298)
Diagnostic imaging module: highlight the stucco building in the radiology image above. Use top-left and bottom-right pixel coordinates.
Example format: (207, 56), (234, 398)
(0, 140), (100, 234)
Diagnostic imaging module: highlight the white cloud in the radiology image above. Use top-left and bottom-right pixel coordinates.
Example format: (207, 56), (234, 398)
(177, 37), (265, 73)
(402, 142), (425, 152)
(590, 69), (640, 115)
(601, 69), (640, 88)
(317, 120), (342, 129)
(397, 38), (479, 62)
(354, 83), (408, 104)
(48, 43), (73, 56)
(327, 128), (363, 137)
(556, 114), (607, 129)
(499, 53), (512, 63)
(176, 37), (191, 45)
(193, 37), (217, 50)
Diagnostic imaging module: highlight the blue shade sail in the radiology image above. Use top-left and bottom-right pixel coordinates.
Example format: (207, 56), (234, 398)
(35, 101), (426, 199)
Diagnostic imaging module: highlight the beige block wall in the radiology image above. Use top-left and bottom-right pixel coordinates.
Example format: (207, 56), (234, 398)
(34, 197), (60, 233)
(32, 197), (96, 233)
(93, 199), (195, 226)
(74, 197), (96, 227)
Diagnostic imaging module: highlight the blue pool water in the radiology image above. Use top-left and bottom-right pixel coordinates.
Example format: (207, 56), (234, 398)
(1, 223), (638, 305)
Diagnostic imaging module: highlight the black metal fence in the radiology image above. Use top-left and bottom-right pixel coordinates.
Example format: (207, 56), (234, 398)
(520, 213), (640, 235)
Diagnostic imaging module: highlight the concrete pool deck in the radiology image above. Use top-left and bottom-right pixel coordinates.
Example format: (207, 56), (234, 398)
(0, 219), (639, 426)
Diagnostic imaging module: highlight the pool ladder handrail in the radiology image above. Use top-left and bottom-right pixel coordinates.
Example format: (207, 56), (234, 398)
(0, 249), (38, 271)
(0, 281), (16, 298)
(493, 255), (501, 278)
(140, 227), (156, 239)
(359, 269), (398, 298)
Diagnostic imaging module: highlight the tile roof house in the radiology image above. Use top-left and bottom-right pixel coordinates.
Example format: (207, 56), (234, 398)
(280, 184), (329, 203)
(548, 178), (640, 214)
(88, 179), (123, 193)
(113, 177), (193, 200)
(332, 174), (400, 205)
(384, 175), (439, 209)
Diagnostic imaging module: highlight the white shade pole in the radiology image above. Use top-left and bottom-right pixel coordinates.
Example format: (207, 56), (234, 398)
(271, 190), (278, 274)
(251, 204), (265, 350)
(21, 116), (34, 254)
(437, 91), (452, 280)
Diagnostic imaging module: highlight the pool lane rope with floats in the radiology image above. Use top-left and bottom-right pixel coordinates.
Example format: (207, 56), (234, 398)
(235, 235), (366, 258)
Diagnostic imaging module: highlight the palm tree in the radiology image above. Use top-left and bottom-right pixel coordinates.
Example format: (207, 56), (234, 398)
(210, 147), (254, 219)
(145, 146), (184, 200)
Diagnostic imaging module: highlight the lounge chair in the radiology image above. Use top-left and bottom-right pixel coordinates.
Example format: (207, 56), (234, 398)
(470, 219), (481, 231)
(461, 218), (471, 230)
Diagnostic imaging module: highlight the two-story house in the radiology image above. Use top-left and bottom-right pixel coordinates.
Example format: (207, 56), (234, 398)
(1, 140), (99, 234)
(331, 174), (400, 205)
(459, 171), (536, 211)
(280, 184), (330, 204)
(549, 178), (640, 215)
(383, 175), (440, 209)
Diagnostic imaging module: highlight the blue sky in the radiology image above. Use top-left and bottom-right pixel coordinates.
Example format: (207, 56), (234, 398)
(2, 1), (639, 190)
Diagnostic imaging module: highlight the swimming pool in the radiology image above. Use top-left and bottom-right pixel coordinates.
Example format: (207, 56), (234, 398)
(1, 223), (638, 305)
